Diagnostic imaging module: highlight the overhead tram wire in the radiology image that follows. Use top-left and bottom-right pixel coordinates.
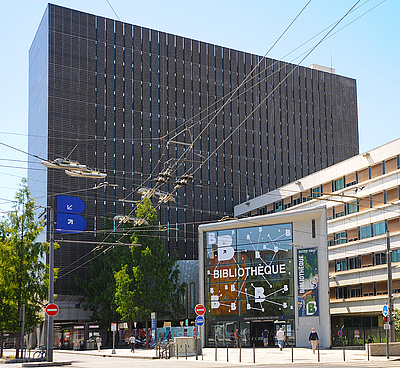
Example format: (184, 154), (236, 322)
(104, 0), (195, 205)
(139, 0), (377, 206)
(187, 1), (362, 183)
(1, 139), (397, 220)
(155, 0), (373, 145)
(141, 0), (363, 222)
(57, 0), (382, 279)
(115, 0), (312, 206)
(158, 1), (313, 177)
(57, 1), (368, 276)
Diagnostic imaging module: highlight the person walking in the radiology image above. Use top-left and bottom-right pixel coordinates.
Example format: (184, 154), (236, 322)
(276, 328), (285, 351)
(308, 327), (319, 354)
(234, 329), (240, 348)
(262, 328), (269, 347)
(129, 335), (136, 353)
(96, 336), (102, 352)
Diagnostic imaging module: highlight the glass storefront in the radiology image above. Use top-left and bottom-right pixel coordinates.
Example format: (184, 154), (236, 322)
(204, 223), (295, 346)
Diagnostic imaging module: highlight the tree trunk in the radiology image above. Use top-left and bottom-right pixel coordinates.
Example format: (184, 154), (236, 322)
(145, 319), (148, 348)
(0, 331), (4, 358)
(15, 331), (20, 359)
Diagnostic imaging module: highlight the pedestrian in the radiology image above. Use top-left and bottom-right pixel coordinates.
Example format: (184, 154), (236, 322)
(167, 331), (172, 341)
(308, 327), (319, 354)
(96, 336), (102, 352)
(276, 328), (285, 351)
(234, 329), (240, 348)
(262, 328), (269, 347)
(129, 335), (136, 353)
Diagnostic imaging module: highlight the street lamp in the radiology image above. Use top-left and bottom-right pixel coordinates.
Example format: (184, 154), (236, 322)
(41, 159), (105, 362)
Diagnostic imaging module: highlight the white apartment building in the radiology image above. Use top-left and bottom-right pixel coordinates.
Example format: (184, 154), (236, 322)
(234, 138), (400, 344)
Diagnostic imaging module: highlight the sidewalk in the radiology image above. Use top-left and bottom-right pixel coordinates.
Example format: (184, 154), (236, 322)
(52, 346), (400, 365)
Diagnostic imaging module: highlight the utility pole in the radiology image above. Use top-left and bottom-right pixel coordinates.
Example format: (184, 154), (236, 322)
(47, 206), (55, 362)
(387, 230), (395, 343)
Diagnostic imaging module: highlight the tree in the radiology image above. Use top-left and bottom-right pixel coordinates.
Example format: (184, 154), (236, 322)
(394, 308), (400, 332)
(114, 198), (185, 337)
(78, 214), (131, 334)
(0, 179), (48, 358)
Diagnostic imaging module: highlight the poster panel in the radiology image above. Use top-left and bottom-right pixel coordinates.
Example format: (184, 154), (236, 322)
(297, 248), (319, 317)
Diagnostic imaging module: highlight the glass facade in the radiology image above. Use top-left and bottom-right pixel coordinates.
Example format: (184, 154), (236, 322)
(204, 223), (295, 346)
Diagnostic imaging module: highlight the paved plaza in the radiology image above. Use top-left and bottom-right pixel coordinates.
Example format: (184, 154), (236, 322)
(3, 346), (400, 367)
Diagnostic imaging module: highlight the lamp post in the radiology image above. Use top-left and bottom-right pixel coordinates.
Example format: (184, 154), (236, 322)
(387, 230), (395, 344)
(41, 158), (107, 362)
(47, 206), (55, 362)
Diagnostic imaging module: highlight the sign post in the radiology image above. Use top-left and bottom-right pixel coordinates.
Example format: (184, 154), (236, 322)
(45, 303), (59, 317)
(195, 304), (205, 316)
(151, 312), (157, 348)
(194, 304), (205, 360)
(47, 206), (55, 362)
(111, 323), (117, 354)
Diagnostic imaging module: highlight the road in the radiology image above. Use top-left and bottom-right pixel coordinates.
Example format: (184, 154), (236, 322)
(3, 347), (400, 367)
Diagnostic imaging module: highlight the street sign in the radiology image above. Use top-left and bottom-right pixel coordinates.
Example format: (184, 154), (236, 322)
(56, 213), (87, 234)
(354, 329), (360, 338)
(384, 323), (390, 330)
(57, 196), (85, 214)
(46, 303), (59, 317)
(383, 304), (389, 317)
(111, 323), (117, 332)
(195, 315), (205, 327)
(194, 304), (206, 316)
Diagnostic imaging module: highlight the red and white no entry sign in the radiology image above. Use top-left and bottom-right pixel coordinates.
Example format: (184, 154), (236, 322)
(194, 304), (205, 316)
(46, 303), (59, 317)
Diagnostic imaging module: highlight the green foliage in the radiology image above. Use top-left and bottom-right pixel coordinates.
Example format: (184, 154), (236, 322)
(114, 198), (185, 323)
(0, 179), (48, 333)
(394, 308), (400, 331)
(78, 214), (131, 329)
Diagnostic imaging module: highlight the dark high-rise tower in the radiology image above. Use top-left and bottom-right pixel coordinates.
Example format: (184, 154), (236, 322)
(28, 4), (359, 295)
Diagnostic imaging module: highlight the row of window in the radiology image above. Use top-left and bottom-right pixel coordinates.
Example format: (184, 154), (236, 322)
(328, 220), (388, 246)
(332, 280), (400, 300)
(247, 156), (400, 218)
(327, 187), (400, 220)
(333, 249), (400, 272)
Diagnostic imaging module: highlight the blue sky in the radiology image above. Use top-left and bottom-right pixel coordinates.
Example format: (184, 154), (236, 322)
(0, 0), (398, 212)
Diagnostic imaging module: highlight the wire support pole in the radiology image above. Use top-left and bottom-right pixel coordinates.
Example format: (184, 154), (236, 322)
(47, 206), (55, 362)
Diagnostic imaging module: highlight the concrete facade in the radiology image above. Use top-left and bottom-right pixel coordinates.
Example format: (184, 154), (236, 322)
(199, 207), (330, 348)
(235, 138), (400, 343)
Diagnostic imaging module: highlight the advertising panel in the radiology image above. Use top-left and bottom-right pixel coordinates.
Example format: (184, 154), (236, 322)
(205, 224), (294, 319)
(297, 248), (319, 317)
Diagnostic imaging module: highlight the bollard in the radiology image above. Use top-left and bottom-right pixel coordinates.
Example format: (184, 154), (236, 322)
(253, 343), (255, 364)
(291, 341), (294, 363)
(215, 337), (217, 361)
(367, 343), (369, 361)
(343, 341), (345, 361)
(185, 343), (187, 360)
(176, 343), (178, 360)
(317, 341), (320, 362)
(239, 343), (241, 363)
(227, 344), (229, 362)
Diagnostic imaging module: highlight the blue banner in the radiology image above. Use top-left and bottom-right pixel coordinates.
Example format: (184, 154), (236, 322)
(56, 213), (87, 234)
(57, 195), (85, 214)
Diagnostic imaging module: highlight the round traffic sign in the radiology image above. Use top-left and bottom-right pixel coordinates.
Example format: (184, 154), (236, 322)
(195, 304), (206, 316)
(337, 330), (343, 337)
(354, 329), (359, 335)
(195, 315), (205, 327)
(46, 303), (59, 317)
